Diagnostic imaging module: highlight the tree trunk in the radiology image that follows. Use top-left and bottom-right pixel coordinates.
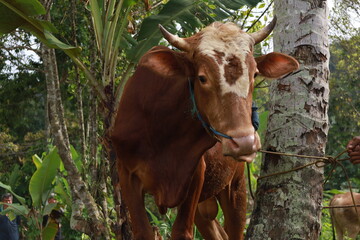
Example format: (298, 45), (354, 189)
(246, 1), (330, 239)
(40, 1), (108, 238)
(70, 0), (87, 164)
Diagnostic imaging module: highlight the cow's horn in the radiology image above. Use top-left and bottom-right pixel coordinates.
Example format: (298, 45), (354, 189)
(249, 16), (277, 44)
(159, 24), (191, 52)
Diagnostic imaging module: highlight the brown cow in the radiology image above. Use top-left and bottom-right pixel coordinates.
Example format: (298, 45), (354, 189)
(330, 192), (360, 240)
(195, 143), (247, 240)
(111, 17), (299, 240)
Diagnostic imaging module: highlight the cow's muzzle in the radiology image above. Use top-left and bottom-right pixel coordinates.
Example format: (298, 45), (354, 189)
(222, 132), (261, 163)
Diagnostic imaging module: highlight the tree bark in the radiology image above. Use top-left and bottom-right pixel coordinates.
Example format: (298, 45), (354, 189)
(40, 0), (108, 238)
(246, 1), (330, 239)
(70, 0), (87, 165)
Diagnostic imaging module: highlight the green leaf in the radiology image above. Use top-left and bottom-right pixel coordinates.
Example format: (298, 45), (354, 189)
(29, 147), (61, 207)
(44, 31), (81, 57)
(42, 222), (58, 240)
(0, 0), (51, 35)
(0, 182), (26, 205)
(8, 165), (21, 189)
(88, 0), (103, 48)
(0, 203), (29, 218)
(123, 0), (137, 7)
(257, 110), (268, 137)
(43, 202), (57, 216)
(0, 0), (79, 55)
(54, 178), (71, 207)
(146, 207), (160, 225)
(32, 154), (43, 169)
(70, 145), (82, 173)
(258, 3), (265, 8)
(0, 3), (24, 34)
(2, 0), (45, 16)
(128, 0), (262, 63)
(0, 0), (45, 34)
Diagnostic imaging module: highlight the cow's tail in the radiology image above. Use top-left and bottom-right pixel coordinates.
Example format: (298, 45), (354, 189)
(331, 214), (336, 240)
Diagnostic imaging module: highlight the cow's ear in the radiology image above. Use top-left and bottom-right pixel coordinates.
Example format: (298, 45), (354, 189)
(255, 52), (299, 79)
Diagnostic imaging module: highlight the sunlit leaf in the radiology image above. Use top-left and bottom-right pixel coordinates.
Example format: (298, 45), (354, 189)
(32, 154), (43, 170)
(44, 31), (81, 57)
(29, 147), (61, 207)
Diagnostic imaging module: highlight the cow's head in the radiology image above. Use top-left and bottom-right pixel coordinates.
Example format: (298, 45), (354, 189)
(159, 18), (299, 162)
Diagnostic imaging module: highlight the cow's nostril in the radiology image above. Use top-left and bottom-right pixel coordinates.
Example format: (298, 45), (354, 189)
(231, 135), (256, 155)
(222, 134), (258, 158)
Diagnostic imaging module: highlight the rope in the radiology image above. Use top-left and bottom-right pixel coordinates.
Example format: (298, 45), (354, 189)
(323, 204), (360, 209)
(256, 149), (348, 181)
(188, 79), (233, 140)
(246, 148), (359, 214)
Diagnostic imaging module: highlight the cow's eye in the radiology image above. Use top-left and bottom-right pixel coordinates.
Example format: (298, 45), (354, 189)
(199, 76), (207, 83)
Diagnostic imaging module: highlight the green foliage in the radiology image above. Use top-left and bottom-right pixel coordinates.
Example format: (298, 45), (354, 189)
(0, 182), (26, 205)
(0, 146), (67, 239)
(0, 64), (46, 139)
(29, 146), (61, 207)
(319, 198), (334, 240)
(42, 222), (58, 240)
(0, 0), (81, 58)
(0, 0), (45, 34)
(0, 0), (285, 238)
(330, 0), (360, 40)
(146, 206), (205, 240)
(325, 35), (360, 191)
(128, 0), (262, 63)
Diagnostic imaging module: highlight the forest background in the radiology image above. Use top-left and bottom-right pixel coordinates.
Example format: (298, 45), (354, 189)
(0, 0), (359, 239)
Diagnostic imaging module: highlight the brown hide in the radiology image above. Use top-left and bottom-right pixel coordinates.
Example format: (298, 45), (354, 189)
(113, 46), (215, 207)
(196, 143), (247, 240)
(112, 46), (216, 239)
(330, 192), (360, 240)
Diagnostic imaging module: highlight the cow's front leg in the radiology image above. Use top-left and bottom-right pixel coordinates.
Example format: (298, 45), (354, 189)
(118, 164), (154, 240)
(171, 159), (206, 240)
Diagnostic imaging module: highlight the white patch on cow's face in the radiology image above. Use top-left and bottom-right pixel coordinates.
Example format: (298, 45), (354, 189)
(198, 22), (254, 98)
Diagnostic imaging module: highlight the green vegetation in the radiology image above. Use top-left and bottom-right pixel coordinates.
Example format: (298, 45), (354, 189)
(0, 0), (359, 238)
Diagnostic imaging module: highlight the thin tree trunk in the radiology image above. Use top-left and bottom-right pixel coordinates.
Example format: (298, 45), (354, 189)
(88, 89), (99, 189)
(71, 0), (87, 164)
(41, 42), (106, 238)
(246, 1), (330, 239)
(40, 1), (107, 238)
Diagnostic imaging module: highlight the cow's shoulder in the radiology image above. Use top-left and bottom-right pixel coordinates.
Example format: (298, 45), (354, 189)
(139, 46), (193, 77)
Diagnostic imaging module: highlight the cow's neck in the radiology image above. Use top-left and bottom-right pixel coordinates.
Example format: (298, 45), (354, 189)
(146, 72), (216, 157)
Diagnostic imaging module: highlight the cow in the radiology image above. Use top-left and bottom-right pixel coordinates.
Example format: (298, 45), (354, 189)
(330, 192), (360, 240)
(195, 143), (247, 240)
(111, 17), (299, 240)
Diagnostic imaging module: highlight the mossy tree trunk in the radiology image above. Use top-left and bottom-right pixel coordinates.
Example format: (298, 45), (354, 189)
(246, 1), (330, 239)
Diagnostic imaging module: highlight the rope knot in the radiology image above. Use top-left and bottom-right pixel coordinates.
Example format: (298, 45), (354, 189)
(325, 156), (337, 165)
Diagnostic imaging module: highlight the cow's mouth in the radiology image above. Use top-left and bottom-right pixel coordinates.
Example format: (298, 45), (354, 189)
(224, 152), (257, 163)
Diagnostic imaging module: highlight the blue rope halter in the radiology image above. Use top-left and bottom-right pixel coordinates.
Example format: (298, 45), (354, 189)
(188, 79), (233, 140)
